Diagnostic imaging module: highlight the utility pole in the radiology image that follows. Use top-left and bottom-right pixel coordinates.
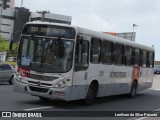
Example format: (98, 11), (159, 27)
(133, 24), (138, 32)
(21, 0), (23, 7)
(37, 10), (50, 22)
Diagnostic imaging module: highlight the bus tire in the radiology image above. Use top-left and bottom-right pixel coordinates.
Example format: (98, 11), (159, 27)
(83, 83), (97, 105)
(129, 81), (137, 98)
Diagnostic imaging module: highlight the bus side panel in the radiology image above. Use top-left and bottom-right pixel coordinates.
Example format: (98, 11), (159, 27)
(69, 85), (88, 100)
(137, 67), (149, 92)
(146, 68), (154, 87)
(87, 64), (114, 97)
(112, 66), (132, 95)
(69, 70), (88, 100)
(103, 64), (114, 96)
(137, 68), (153, 92)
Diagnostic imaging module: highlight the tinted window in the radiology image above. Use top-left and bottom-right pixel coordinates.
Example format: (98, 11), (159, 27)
(2, 64), (11, 70)
(124, 46), (133, 66)
(81, 41), (89, 64)
(114, 43), (124, 65)
(75, 39), (89, 71)
(141, 50), (147, 67)
(102, 40), (113, 64)
(148, 51), (154, 68)
(91, 38), (101, 64)
(133, 48), (141, 66)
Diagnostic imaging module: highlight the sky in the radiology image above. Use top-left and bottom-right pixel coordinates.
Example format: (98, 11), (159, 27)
(15, 0), (160, 60)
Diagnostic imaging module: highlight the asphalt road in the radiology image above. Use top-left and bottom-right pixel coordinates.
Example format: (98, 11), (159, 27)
(0, 75), (160, 120)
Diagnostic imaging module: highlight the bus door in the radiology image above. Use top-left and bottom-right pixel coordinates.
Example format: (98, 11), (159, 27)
(70, 34), (90, 100)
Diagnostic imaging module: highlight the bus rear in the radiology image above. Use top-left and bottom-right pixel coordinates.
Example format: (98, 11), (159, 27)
(14, 22), (76, 101)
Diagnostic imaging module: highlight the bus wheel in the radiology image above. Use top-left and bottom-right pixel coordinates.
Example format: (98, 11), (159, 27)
(129, 81), (137, 98)
(83, 84), (97, 105)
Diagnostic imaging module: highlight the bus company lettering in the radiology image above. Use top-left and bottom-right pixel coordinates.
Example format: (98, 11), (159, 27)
(110, 72), (126, 78)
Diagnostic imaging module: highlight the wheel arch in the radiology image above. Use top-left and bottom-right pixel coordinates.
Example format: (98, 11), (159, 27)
(89, 79), (99, 97)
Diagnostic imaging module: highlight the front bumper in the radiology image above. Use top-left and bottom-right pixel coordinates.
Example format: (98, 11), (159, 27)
(13, 79), (72, 101)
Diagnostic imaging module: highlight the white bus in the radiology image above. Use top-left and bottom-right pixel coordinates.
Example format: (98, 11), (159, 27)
(14, 22), (155, 105)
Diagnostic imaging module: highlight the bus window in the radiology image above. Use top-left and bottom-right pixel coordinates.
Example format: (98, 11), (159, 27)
(75, 38), (89, 71)
(81, 41), (89, 64)
(102, 40), (113, 64)
(133, 48), (141, 66)
(114, 43), (124, 65)
(90, 38), (101, 64)
(124, 46), (133, 66)
(141, 50), (147, 67)
(148, 51), (154, 68)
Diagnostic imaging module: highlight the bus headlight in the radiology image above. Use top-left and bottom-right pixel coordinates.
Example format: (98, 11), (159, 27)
(54, 79), (70, 88)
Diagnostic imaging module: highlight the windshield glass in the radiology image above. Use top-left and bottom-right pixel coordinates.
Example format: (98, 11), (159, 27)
(17, 36), (74, 73)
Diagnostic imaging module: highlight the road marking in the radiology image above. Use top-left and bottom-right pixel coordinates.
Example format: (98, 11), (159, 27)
(150, 88), (160, 91)
(24, 106), (53, 111)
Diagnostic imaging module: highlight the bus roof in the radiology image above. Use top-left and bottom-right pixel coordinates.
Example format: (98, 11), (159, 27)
(25, 21), (154, 52)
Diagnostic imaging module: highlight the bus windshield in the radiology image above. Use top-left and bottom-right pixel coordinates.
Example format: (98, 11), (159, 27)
(17, 36), (74, 73)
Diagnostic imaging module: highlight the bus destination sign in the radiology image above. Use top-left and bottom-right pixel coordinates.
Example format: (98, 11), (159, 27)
(22, 24), (75, 39)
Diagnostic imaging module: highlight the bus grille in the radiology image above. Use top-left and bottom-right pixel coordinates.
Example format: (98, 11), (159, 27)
(29, 74), (58, 81)
(28, 81), (52, 87)
(29, 86), (49, 93)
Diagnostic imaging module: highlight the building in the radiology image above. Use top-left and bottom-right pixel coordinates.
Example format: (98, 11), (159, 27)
(0, 0), (15, 10)
(13, 7), (30, 42)
(104, 32), (136, 41)
(0, 0), (72, 42)
(30, 12), (72, 25)
(0, 0), (15, 41)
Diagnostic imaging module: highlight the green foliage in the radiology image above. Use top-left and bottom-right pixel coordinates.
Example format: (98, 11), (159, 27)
(8, 42), (19, 57)
(0, 35), (19, 58)
(12, 42), (19, 53)
(0, 35), (9, 52)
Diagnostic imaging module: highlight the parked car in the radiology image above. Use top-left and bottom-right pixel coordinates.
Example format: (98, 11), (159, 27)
(0, 63), (15, 84)
(154, 65), (160, 74)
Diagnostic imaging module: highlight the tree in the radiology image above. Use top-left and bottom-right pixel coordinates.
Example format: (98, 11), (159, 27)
(8, 42), (19, 57)
(12, 42), (19, 53)
(0, 35), (9, 52)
